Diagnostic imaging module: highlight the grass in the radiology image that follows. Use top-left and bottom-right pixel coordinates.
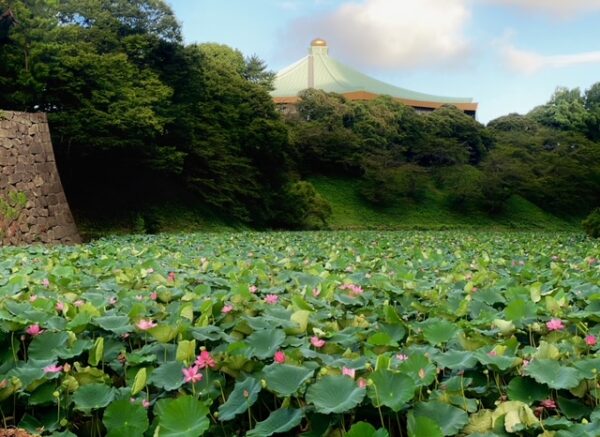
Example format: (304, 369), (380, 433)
(73, 175), (580, 238)
(310, 175), (580, 231)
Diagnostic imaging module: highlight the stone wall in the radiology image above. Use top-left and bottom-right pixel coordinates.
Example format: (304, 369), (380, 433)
(0, 110), (80, 245)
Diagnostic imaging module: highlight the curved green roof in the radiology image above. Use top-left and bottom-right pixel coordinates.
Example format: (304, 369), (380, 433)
(272, 42), (474, 105)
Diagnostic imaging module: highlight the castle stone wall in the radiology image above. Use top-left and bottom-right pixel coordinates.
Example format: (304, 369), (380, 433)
(0, 111), (80, 245)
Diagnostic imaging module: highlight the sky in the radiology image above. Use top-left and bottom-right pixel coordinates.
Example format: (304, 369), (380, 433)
(166, 0), (600, 123)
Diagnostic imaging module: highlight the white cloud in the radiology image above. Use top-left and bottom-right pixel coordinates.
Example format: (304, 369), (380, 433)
(500, 43), (600, 74)
(483, 0), (600, 16)
(287, 0), (472, 69)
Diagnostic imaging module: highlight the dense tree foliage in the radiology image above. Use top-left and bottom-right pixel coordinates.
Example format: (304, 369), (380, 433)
(287, 87), (599, 215)
(0, 0), (298, 226)
(1, 0), (598, 229)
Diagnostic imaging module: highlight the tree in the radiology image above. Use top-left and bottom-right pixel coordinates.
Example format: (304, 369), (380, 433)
(529, 87), (590, 133)
(437, 165), (484, 209)
(479, 146), (532, 212)
(164, 43), (292, 224)
(584, 82), (600, 141)
(243, 54), (276, 91)
(414, 106), (491, 166)
(275, 181), (332, 229)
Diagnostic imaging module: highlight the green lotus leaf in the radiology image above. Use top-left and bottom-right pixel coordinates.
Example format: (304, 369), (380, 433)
(367, 332), (398, 347)
(150, 361), (185, 391)
(218, 377), (261, 421)
(306, 375), (365, 414)
(507, 377), (549, 404)
(94, 315), (133, 335)
(246, 408), (304, 437)
(155, 395), (210, 437)
(421, 319), (458, 345)
(573, 358), (600, 379)
(72, 383), (115, 411)
(407, 411), (443, 437)
(504, 299), (537, 324)
(399, 354), (437, 386)
(288, 310), (311, 334)
(557, 396), (591, 420)
(435, 350), (478, 370)
(524, 359), (582, 390)
(474, 350), (519, 372)
(346, 422), (389, 437)
(368, 369), (416, 412)
(28, 332), (69, 361)
(148, 325), (179, 343)
(246, 329), (286, 359)
(262, 363), (314, 396)
(28, 383), (57, 406)
(413, 401), (468, 436)
(102, 399), (149, 437)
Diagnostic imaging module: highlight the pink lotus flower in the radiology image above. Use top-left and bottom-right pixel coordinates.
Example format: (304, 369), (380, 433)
(540, 399), (557, 409)
(74, 300), (85, 308)
(136, 319), (157, 331)
(29, 295), (38, 302)
(150, 292), (158, 301)
(586, 335), (597, 346)
(195, 350), (216, 369)
(264, 294), (279, 305)
(396, 354), (409, 361)
(340, 284), (363, 296)
(55, 302), (64, 311)
(182, 365), (203, 383)
(249, 285), (258, 294)
(312, 288), (320, 297)
(342, 367), (355, 379)
(522, 359), (530, 367)
(546, 319), (565, 331)
(357, 378), (368, 389)
(274, 351), (286, 364)
(471, 287), (479, 293)
(142, 399), (151, 408)
(488, 350), (497, 357)
(310, 336), (326, 348)
(222, 304), (233, 314)
(26, 324), (43, 336)
(167, 272), (176, 282)
(43, 364), (63, 374)
(42, 278), (50, 288)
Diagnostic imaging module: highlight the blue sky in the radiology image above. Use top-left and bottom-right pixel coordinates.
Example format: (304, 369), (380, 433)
(166, 0), (600, 123)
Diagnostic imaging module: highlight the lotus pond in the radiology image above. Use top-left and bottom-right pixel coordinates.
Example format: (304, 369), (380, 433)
(0, 231), (599, 437)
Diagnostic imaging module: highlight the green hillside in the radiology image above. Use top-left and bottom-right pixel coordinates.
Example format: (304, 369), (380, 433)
(310, 176), (579, 231)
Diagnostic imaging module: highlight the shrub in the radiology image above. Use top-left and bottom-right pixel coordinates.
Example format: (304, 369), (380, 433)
(437, 165), (483, 210)
(360, 164), (427, 206)
(582, 208), (600, 238)
(278, 181), (332, 229)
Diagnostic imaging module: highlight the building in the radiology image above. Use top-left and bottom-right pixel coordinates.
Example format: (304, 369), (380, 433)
(272, 39), (478, 117)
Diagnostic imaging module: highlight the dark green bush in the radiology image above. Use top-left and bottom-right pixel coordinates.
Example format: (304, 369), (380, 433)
(582, 208), (600, 238)
(277, 181), (332, 229)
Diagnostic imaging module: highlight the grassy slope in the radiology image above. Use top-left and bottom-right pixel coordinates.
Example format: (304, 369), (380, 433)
(311, 175), (579, 231)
